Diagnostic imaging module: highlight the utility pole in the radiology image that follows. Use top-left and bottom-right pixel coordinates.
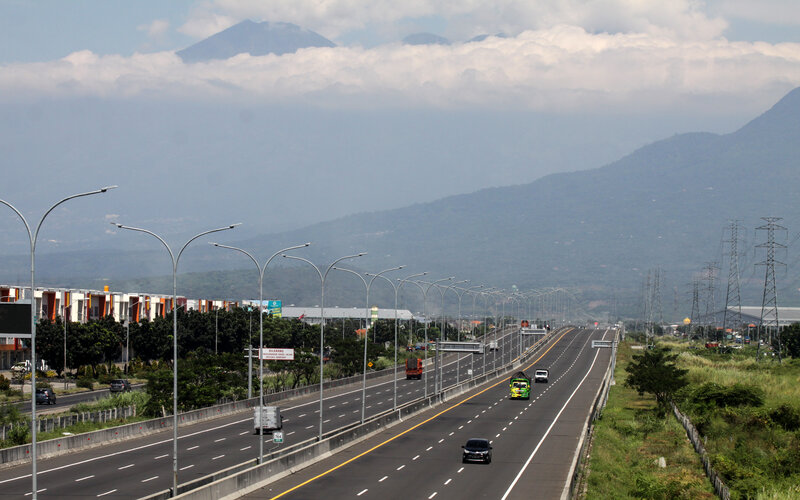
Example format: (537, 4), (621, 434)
(756, 217), (786, 363)
(722, 220), (743, 346)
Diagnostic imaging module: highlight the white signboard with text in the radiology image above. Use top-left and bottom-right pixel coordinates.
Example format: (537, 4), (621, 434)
(259, 348), (295, 360)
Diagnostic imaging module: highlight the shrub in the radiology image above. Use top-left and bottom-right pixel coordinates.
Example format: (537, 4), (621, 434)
(76, 378), (94, 391)
(0, 375), (10, 391)
(769, 404), (800, 431)
(6, 423), (29, 446)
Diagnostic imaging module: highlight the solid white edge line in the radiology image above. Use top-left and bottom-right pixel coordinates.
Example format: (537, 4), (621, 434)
(500, 337), (601, 500)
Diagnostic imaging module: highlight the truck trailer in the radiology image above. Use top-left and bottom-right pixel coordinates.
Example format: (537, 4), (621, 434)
(406, 358), (423, 379)
(254, 406), (282, 434)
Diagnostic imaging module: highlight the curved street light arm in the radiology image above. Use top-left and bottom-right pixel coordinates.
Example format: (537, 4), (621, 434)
(2, 186), (116, 500)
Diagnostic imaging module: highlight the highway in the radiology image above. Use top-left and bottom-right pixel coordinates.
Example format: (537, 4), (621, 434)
(0, 327), (535, 498)
(244, 327), (613, 500)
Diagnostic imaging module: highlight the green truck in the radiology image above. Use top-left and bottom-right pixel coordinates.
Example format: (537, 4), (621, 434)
(509, 371), (531, 400)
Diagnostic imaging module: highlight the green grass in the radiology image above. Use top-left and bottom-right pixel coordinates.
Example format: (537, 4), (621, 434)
(585, 339), (800, 500)
(583, 342), (716, 500)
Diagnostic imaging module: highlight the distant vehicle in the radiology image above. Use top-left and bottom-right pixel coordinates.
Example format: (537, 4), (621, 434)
(405, 358), (423, 380)
(35, 387), (56, 405)
(254, 406), (282, 434)
(488, 340), (498, 351)
(11, 361), (30, 374)
(534, 369), (549, 383)
(509, 371), (531, 400)
(414, 343), (426, 351)
(462, 438), (492, 464)
(109, 379), (131, 392)
(705, 342), (719, 348)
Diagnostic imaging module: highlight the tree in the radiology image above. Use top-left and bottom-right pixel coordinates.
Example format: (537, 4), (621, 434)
(781, 323), (800, 359)
(624, 346), (688, 416)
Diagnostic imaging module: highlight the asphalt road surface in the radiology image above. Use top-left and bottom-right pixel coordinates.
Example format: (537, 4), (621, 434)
(0, 328), (537, 498)
(243, 327), (613, 500)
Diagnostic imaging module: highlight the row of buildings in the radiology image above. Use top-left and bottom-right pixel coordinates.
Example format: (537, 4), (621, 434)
(0, 284), (414, 370)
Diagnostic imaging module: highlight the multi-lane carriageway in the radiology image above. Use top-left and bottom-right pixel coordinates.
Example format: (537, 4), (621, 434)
(0, 327), (613, 499)
(245, 327), (613, 500)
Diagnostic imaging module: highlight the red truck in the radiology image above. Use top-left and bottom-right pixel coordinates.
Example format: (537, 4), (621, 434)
(406, 358), (423, 380)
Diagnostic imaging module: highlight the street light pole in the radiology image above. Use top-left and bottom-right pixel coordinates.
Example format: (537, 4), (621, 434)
(435, 280), (468, 393)
(210, 242), (309, 463)
(395, 272), (428, 399)
(335, 266), (403, 422)
(415, 278), (454, 395)
(453, 285), (483, 383)
(282, 253), (365, 440)
(366, 270), (420, 410)
(113, 221), (238, 495)
(1, 186), (116, 500)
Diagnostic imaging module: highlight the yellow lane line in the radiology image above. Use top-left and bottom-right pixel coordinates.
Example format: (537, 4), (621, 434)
(270, 328), (575, 499)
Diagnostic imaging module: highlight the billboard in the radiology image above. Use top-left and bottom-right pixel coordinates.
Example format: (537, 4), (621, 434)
(0, 303), (32, 338)
(266, 300), (282, 318)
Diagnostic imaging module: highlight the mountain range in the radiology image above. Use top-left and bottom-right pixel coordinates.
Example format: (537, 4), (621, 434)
(3, 87), (797, 320)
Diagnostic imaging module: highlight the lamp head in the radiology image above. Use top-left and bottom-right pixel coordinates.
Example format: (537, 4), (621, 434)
(228, 223), (242, 229)
(100, 185), (118, 192)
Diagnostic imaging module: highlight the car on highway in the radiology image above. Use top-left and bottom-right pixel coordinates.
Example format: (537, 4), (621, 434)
(462, 438), (492, 464)
(534, 369), (549, 383)
(35, 387), (57, 405)
(109, 379), (131, 392)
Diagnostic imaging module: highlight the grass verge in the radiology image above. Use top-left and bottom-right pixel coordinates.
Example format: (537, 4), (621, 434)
(581, 341), (716, 500)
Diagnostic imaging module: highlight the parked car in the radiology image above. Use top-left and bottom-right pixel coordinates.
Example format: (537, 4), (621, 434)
(35, 387), (57, 405)
(462, 438), (492, 464)
(109, 379), (131, 392)
(11, 361), (30, 374)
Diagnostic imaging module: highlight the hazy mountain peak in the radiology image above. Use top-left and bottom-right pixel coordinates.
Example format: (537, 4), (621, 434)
(467, 33), (508, 43)
(402, 33), (451, 46)
(177, 20), (336, 63)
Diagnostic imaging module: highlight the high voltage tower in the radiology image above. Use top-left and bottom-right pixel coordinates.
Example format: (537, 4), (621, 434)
(722, 220), (743, 345)
(690, 279), (700, 338)
(756, 216), (786, 363)
(652, 267), (663, 326)
(701, 262), (719, 336)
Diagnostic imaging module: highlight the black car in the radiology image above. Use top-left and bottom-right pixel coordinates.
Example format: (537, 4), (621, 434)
(35, 387), (57, 405)
(109, 379), (132, 393)
(462, 438), (492, 464)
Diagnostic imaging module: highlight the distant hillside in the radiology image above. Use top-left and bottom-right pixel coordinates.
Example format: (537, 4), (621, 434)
(177, 20), (335, 62)
(226, 86), (800, 313)
(4, 88), (800, 319)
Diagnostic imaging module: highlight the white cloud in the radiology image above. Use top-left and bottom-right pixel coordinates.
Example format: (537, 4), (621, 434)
(138, 19), (171, 39)
(182, 0), (728, 41)
(1, 27), (798, 113)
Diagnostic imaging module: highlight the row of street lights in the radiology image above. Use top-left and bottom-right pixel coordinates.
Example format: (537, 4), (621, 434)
(1, 188), (568, 499)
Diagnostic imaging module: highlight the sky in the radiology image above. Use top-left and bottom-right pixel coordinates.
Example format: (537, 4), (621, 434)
(1, 0), (800, 256)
